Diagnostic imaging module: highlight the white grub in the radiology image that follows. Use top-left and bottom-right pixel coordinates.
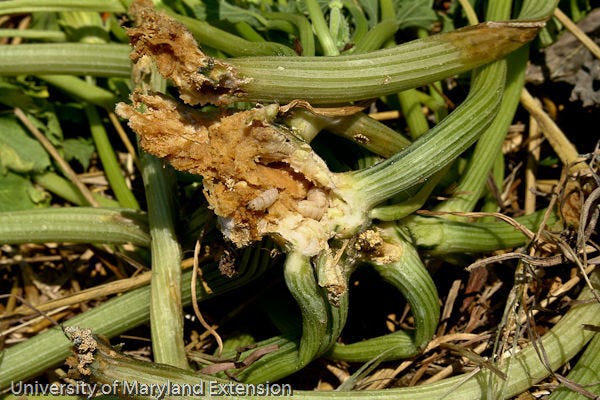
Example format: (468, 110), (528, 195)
(297, 188), (328, 220)
(247, 188), (278, 211)
(224, 178), (236, 191)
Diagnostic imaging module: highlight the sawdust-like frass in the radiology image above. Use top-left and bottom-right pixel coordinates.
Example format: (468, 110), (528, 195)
(116, 1), (362, 256)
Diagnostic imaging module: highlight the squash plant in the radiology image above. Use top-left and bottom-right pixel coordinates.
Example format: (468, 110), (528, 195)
(0, 0), (598, 399)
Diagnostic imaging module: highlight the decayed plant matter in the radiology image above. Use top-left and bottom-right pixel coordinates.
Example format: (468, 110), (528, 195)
(118, 95), (359, 256)
(117, 2), (373, 256)
(116, 1), (542, 258)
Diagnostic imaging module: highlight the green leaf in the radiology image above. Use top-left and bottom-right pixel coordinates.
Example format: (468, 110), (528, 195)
(395, 0), (437, 30)
(540, 156), (559, 167)
(0, 172), (50, 211)
(162, 0), (206, 19)
(0, 82), (38, 110)
(215, 0), (269, 28)
(27, 109), (64, 146)
(63, 137), (95, 170)
(0, 77), (49, 109)
(0, 115), (51, 174)
(358, 0), (379, 28)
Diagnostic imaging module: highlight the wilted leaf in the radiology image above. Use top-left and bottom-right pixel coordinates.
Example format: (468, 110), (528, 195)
(570, 59), (600, 107)
(535, 8), (600, 106)
(544, 8), (600, 84)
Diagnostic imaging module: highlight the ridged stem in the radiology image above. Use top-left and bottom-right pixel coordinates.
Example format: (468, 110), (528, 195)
(328, 229), (439, 362)
(34, 172), (120, 207)
(283, 252), (329, 367)
(0, 0), (124, 14)
(368, 167), (448, 221)
(0, 207), (149, 246)
(398, 88), (430, 140)
(518, 0), (560, 20)
(141, 151), (187, 369)
(0, 44), (131, 77)
(352, 19), (398, 54)
(401, 209), (556, 255)
(347, 61), (506, 208)
(85, 105), (140, 210)
(64, 272), (600, 399)
(305, 0), (339, 56)
(212, 246), (356, 384)
(0, 0), (295, 57)
(264, 12), (315, 56)
(341, 0), (368, 47)
(287, 109), (411, 157)
(39, 75), (119, 110)
(435, 46), (528, 214)
(0, 29), (65, 40)
(164, 11), (296, 57)
(548, 333), (600, 399)
(135, 54), (187, 368)
(0, 22), (540, 107)
(227, 21), (540, 104)
(429, 0), (523, 215)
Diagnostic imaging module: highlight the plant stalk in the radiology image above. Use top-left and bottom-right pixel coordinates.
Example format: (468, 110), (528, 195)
(0, 44), (131, 77)
(346, 60), (507, 208)
(225, 21), (541, 105)
(61, 272), (600, 400)
(435, 46), (529, 214)
(85, 105), (140, 210)
(0, 207), (149, 246)
(283, 252), (328, 367)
